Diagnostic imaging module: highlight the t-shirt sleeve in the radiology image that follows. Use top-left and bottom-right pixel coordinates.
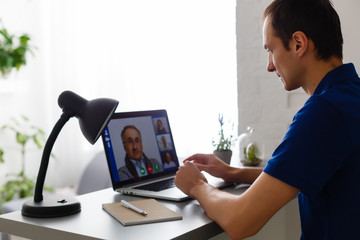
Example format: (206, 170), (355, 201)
(264, 97), (352, 199)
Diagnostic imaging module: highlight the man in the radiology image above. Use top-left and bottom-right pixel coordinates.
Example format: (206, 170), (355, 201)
(163, 152), (177, 169)
(155, 118), (167, 134)
(174, 0), (360, 239)
(118, 125), (162, 180)
(158, 135), (173, 151)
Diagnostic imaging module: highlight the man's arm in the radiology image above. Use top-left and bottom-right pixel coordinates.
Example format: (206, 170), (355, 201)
(175, 162), (299, 240)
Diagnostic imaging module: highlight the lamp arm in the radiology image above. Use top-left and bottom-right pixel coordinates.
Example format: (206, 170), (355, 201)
(34, 112), (72, 202)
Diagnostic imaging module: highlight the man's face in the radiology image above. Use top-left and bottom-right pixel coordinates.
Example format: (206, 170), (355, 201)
(165, 152), (171, 163)
(262, 16), (302, 91)
(122, 128), (143, 161)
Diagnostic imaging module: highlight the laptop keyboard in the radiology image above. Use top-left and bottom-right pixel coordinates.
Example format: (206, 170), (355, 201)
(134, 178), (175, 192)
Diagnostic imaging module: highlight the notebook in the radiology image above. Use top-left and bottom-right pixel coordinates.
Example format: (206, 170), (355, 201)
(101, 109), (229, 201)
(102, 199), (182, 226)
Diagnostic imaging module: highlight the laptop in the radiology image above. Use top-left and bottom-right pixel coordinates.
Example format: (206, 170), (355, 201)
(101, 109), (229, 201)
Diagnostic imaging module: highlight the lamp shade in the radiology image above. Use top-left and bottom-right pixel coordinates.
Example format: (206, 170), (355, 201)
(58, 91), (119, 144)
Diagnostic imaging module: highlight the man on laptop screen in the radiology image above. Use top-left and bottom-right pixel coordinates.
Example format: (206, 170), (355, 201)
(118, 125), (163, 180)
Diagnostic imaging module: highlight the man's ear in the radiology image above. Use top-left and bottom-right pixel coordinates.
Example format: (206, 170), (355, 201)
(291, 31), (308, 57)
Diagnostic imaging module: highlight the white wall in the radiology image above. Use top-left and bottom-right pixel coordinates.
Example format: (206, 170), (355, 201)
(336, 0), (360, 67)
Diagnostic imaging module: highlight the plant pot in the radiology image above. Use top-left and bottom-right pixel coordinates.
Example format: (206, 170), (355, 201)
(213, 150), (232, 165)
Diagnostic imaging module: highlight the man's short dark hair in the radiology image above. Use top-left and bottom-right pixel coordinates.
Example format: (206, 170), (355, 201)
(263, 0), (343, 61)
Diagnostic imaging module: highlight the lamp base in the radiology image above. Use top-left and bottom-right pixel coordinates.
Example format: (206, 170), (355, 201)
(22, 194), (81, 218)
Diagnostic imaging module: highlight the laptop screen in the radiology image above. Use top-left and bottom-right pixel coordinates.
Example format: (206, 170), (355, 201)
(102, 109), (179, 188)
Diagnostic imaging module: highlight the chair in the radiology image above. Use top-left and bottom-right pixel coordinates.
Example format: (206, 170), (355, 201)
(76, 151), (112, 195)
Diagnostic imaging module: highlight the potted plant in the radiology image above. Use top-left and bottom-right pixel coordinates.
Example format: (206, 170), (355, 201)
(0, 116), (51, 213)
(0, 20), (34, 78)
(212, 114), (236, 164)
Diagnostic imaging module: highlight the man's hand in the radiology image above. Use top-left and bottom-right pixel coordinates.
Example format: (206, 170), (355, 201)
(174, 161), (208, 198)
(184, 153), (233, 182)
(184, 153), (263, 185)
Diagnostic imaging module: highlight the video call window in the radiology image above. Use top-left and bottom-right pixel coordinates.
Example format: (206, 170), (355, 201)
(104, 114), (178, 182)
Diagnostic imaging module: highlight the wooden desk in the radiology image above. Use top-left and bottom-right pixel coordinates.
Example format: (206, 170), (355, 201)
(0, 186), (247, 240)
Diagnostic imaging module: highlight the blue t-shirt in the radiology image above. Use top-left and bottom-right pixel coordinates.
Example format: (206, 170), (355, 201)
(264, 63), (360, 240)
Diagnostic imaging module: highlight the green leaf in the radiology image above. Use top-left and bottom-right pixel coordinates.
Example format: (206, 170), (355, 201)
(16, 132), (29, 146)
(0, 116), (50, 207)
(32, 135), (43, 148)
(44, 185), (53, 192)
(0, 23), (34, 76)
(0, 148), (4, 163)
(19, 35), (30, 45)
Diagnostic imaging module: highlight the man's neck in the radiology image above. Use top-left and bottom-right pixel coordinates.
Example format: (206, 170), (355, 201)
(302, 56), (343, 96)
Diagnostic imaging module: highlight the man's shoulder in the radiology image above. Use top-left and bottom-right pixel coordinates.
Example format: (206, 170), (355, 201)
(118, 165), (131, 176)
(118, 165), (128, 171)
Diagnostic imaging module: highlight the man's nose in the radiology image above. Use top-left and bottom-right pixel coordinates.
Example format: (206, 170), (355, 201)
(267, 54), (276, 72)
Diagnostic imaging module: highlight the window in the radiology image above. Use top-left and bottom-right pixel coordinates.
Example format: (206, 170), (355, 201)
(45, 0), (238, 158)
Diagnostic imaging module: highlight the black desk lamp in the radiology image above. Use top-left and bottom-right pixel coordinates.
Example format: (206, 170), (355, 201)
(22, 90), (118, 218)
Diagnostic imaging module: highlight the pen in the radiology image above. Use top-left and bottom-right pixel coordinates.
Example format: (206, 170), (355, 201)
(121, 200), (147, 216)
